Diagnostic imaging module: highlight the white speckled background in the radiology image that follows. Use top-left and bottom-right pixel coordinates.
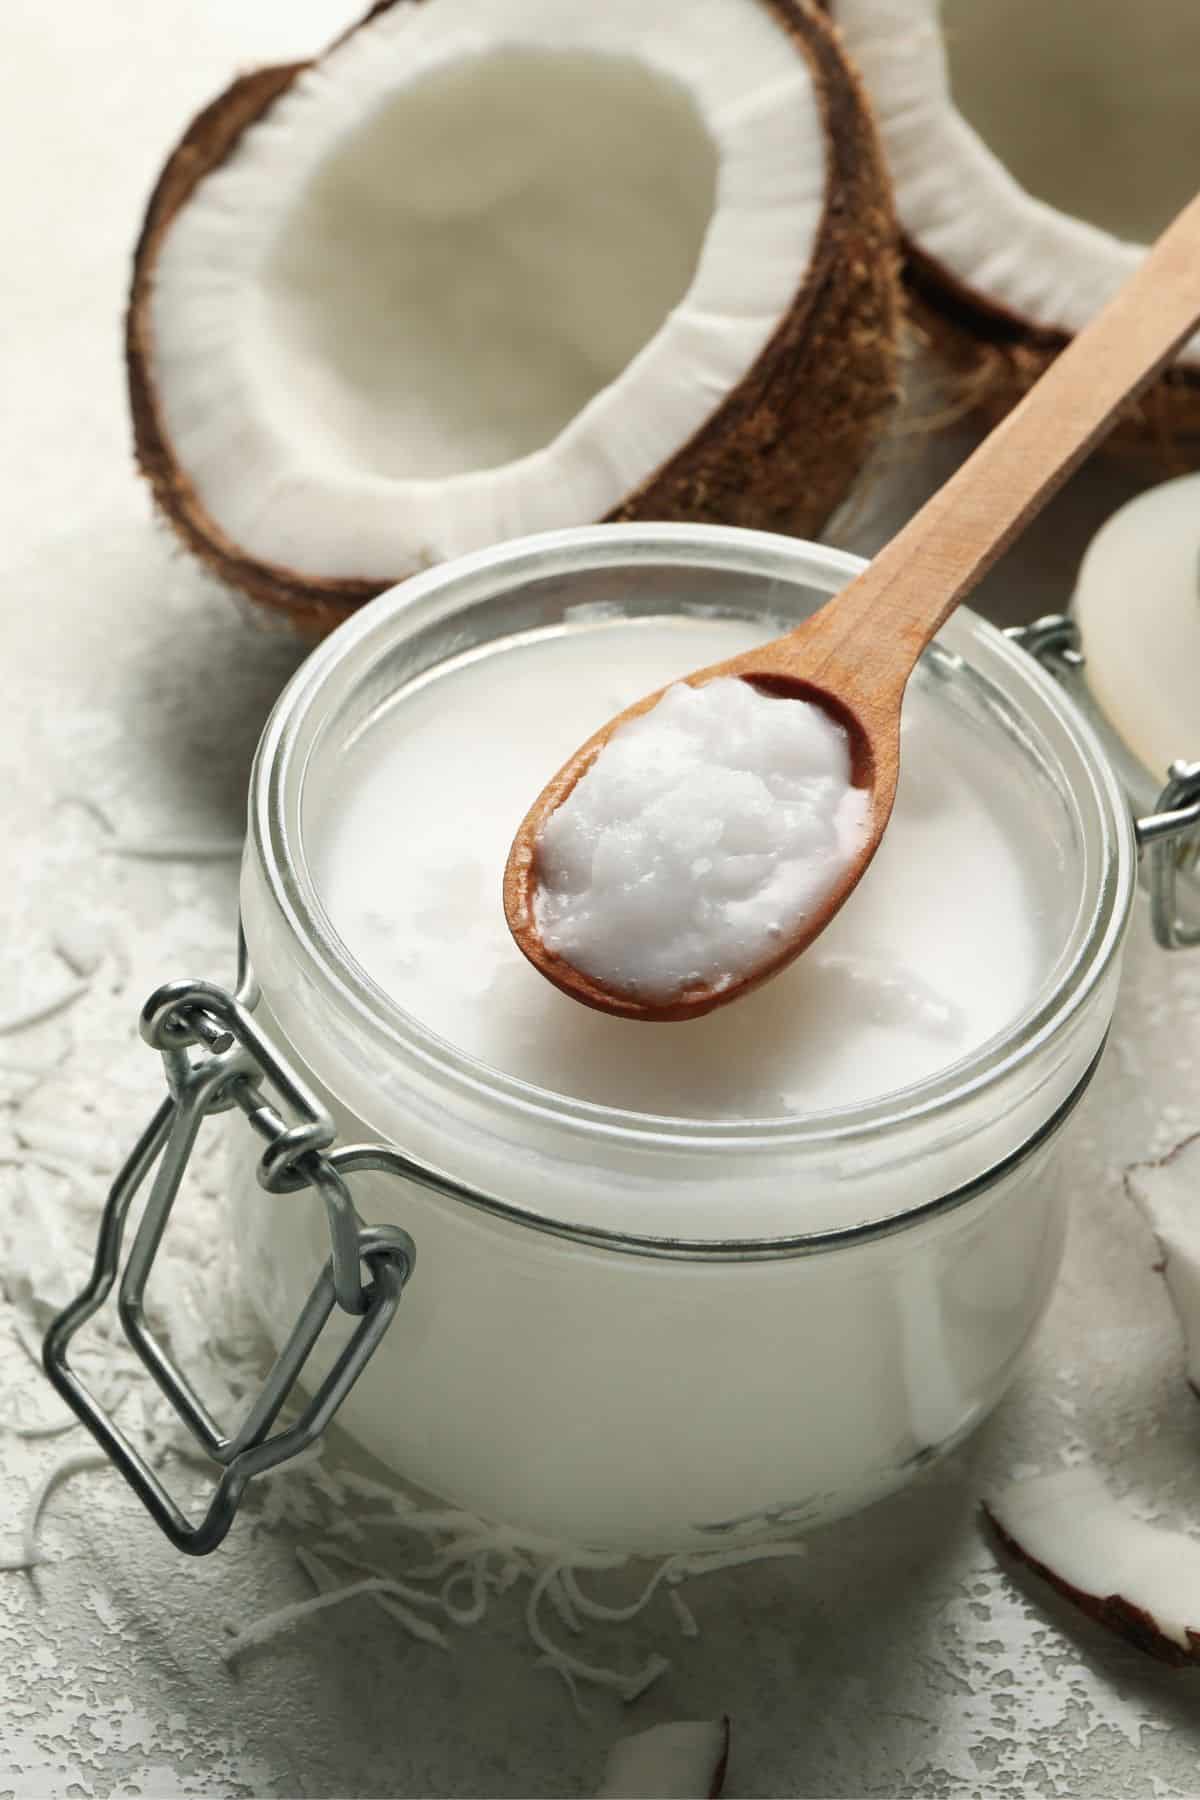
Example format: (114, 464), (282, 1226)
(3, 4), (1200, 1794)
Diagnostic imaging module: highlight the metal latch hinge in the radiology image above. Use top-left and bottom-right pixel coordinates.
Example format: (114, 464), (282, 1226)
(1008, 615), (1200, 952)
(1136, 761), (1200, 950)
(1004, 612), (1085, 674)
(41, 964), (416, 1555)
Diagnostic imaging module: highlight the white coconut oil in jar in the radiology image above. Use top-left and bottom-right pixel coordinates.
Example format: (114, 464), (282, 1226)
(235, 526), (1134, 1551)
(319, 628), (1043, 1107)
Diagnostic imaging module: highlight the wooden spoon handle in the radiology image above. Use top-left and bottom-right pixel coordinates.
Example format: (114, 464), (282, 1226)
(800, 190), (1200, 698)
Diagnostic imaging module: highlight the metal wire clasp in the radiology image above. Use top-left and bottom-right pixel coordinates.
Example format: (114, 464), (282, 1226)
(1009, 615), (1200, 952)
(1136, 761), (1200, 949)
(41, 966), (416, 1555)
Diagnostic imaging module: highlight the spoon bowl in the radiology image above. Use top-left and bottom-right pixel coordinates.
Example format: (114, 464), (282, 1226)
(506, 191), (1200, 1021)
(503, 637), (899, 1021)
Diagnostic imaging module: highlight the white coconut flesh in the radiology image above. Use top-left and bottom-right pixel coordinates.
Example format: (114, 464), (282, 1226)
(989, 1465), (1200, 1658)
(833, 0), (1200, 365)
(595, 1719), (729, 1800)
(1126, 1133), (1200, 1396)
(148, 0), (828, 582)
(941, 0), (1200, 248)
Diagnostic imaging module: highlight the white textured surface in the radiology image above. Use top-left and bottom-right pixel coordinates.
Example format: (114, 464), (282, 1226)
(4, 3), (1200, 1794)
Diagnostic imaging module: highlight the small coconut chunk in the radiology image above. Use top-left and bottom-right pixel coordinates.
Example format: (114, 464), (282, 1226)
(1126, 1133), (1200, 1398)
(986, 1465), (1200, 1665)
(596, 1719), (730, 1799)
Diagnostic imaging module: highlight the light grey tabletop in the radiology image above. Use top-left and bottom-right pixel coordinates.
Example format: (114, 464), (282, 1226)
(3, 6), (1200, 1795)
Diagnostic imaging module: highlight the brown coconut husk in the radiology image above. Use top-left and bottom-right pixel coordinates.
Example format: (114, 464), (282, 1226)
(905, 249), (1200, 472)
(126, 0), (901, 637)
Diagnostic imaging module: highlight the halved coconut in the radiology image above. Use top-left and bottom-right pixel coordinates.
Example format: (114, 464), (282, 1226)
(825, 0), (1200, 457)
(987, 1465), (1200, 1665)
(128, 0), (899, 633)
(1126, 1133), (1200, 1398)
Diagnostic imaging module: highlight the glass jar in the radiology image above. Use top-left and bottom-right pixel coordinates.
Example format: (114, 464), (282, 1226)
(46, 524), (1200, 1557)
(231, 524), (1136, 1552)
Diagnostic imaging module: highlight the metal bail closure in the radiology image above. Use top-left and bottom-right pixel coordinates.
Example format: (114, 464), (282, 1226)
(1004, 612), (1084, 674)
(1137, 760), (1200, 950)
(42, 974), (416, 1555)
(1009, 616), (1200, 953)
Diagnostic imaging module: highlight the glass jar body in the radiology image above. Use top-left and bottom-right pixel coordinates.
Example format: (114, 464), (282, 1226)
(232, 525), (1133, 1551)
(233, 1059), (1087, 1549)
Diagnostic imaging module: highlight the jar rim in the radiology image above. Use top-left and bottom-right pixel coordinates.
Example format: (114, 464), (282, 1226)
(249, 523), (1135, 1166)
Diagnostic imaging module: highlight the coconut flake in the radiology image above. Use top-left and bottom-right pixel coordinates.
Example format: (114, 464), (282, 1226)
(667, 1586), (700, 1639)
(211, 1493), (810, 1707)
(1126, 1133), (1200, 1397)
(986, 1464), (1200, 1665)
(221, 1573), (451, 1661)
(595, 1719), (730, 1800)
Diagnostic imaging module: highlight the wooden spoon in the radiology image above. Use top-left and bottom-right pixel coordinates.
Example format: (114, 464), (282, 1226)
(504, 192), (1200, 1023)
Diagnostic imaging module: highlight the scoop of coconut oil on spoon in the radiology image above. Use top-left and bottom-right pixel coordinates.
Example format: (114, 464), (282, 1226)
(503, 190), (1200, 1022)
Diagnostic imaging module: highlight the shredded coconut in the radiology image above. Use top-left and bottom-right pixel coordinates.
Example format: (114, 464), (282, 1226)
(214, 1507), (806, 1709)
(1, 1450), (111, 1573)
(0, 1406), (82, 1441)
(668, 1587), (700, 1638)
(0, 981), (90, 1036)
(526, 1565), (672, 1711)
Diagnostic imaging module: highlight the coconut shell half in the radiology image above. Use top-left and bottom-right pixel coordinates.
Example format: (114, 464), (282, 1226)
(822, 0), (1200, 465)
(128, 1), (901, 634)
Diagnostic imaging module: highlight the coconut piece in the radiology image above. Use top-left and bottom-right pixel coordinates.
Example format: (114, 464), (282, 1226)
(1126, 1133), (1200, 1398)
(985, 1465), (1200, 1666)
(824, 0), (1200, 459)
(128, 0), (899, 633)
(595, 1719), (730, 1800)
